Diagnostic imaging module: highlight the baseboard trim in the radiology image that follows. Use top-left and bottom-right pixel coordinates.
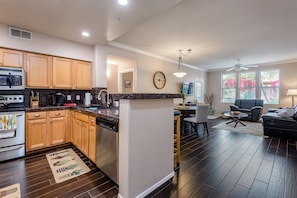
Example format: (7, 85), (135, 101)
(117, 171), (174, 198)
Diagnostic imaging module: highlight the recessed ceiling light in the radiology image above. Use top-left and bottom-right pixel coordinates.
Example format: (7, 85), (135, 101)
(81, 31), (90, 37)
(118, 0), (128, 5)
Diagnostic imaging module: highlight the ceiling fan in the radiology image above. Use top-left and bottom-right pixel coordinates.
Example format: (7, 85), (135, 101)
(226, 58), (258, 72)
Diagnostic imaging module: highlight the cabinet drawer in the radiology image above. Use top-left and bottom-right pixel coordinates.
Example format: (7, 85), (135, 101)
(27, 112), (47, 120)
(49, 110), (66, 118)
(75, 112), (89, 122)
(89, 116), (96, 126)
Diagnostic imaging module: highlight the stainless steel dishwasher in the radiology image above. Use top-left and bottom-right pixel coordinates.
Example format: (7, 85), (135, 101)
(96, 116), (119, 184)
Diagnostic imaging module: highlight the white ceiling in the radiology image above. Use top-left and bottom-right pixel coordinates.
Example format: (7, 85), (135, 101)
(1, 0), (297, 71)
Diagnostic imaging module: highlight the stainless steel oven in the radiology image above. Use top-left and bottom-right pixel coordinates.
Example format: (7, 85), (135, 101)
(0, 110), (25, 161)
(0, 91), (25, 162)
(0, 67), (24, 90)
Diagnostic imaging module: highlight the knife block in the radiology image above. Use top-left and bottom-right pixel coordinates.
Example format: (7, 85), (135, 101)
(30, 96), (39, 108)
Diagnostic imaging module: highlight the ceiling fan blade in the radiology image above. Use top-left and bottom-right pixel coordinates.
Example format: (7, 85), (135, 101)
(226, 67), (235, 71)
(246, 65), (258, 68)
(241, 66), (249, 70)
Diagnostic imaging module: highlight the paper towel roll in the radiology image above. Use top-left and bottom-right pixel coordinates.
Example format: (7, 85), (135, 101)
(84, 92), (91, 106)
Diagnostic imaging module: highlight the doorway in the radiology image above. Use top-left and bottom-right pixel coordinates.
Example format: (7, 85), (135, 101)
(107, 54), (137, 93)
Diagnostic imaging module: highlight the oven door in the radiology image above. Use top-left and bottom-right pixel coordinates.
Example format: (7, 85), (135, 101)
(0, 111), (25, 147)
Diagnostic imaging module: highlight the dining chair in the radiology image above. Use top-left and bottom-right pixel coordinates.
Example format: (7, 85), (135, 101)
(183, 104), (209, 136)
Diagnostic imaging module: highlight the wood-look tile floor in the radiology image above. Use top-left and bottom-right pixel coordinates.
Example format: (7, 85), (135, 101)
(1, 118), (296, 198)
(0, 145), (118, 198)
(147, 118), (297, 198)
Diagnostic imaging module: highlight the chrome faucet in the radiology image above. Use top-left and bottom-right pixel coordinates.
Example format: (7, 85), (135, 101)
(97, 89), (110, 107)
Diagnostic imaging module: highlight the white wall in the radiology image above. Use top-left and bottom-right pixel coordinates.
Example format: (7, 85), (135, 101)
(207, 62), (297, 114)
(95, 44), (207, 99)
(0, 24), (93, 61)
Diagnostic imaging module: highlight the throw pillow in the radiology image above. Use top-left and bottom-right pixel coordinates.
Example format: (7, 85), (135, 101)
(277, 107), (295, 118)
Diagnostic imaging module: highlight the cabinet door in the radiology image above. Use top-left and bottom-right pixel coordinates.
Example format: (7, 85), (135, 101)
(25, 53), (52, 88)
(88, 124), (96, 163)
(81, 122), (89, 156)
(26, 119), (47, 151)
(72, 119), (82, 149)
(0, 48), (24, 68)
(52, 57), (73, 88)
(48, 117), (66, 145)
(74, 61), (92, 89)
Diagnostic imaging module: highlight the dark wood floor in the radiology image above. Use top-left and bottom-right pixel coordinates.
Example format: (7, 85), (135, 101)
(0, 145), (118, 198)
(1, 118), (296, 198)
(148, 118), (297, 198)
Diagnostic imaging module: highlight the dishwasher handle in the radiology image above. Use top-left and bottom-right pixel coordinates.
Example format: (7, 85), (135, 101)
(97, 119), (118, 132)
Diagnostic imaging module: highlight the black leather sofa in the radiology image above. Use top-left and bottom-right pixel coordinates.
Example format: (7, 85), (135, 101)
(230, 99), (264, 121)
(262, 111), (297, 140)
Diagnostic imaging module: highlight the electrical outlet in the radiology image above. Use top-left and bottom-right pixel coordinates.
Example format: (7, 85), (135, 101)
(76, 95), (80, 100)
(67, 95), (71, 100)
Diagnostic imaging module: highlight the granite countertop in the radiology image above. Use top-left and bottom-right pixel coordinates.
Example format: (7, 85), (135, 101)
(25, 93), (181, 120)
(25, 105), (120, 121)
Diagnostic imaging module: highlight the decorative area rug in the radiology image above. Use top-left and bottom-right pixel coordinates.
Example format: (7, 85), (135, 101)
(212, 120), (264, 137)
(0, 183), (21, 198)
(46, 148), (90, 184)
(208, 114), (221, 119)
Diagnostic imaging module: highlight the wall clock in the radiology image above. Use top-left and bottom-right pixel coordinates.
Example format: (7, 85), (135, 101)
(153, 71), (166, 89)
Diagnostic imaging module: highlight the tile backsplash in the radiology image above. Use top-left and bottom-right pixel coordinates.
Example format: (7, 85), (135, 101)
(25, 87), (112, 107)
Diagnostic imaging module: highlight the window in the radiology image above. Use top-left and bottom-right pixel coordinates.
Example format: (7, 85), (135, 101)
(260, 70), (280, 104)
(221, 69), (280, 104)
(239, 72), (256, 99)
(221, 73), (237, 103)
(194, 81), (203, 102)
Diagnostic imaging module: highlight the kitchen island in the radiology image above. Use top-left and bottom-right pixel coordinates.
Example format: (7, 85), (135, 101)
(116, 93), (181, 198)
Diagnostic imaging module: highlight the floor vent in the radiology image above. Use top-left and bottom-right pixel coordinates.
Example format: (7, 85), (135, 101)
(9, 27), (32, 40)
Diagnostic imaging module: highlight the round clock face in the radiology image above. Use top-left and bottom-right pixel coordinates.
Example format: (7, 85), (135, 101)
(153, 71), (166, 89)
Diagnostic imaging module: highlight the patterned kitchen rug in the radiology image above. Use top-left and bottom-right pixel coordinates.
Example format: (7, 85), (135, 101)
(0, 183), (21, 198)
(46, 148), (90, 184)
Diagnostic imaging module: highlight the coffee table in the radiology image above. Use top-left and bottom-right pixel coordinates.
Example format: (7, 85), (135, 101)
(224, 111), (248, 128)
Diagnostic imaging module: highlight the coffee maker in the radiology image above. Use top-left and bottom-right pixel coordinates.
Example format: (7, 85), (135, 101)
(51, 93), (65, 106)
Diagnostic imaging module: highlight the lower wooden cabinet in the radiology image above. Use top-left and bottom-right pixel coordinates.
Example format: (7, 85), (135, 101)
(88, 116), (96, 163)
(26, 110), (68, 152)
(26, 112), (47, 151)
(48, 110), (67, 145)
(70, 111), (97, 163)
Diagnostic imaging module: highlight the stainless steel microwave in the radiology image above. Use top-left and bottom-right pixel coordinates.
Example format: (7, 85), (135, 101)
(0, 67), (24, 90)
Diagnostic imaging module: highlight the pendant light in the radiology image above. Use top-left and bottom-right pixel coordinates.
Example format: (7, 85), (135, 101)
(173, 49), (191, 78)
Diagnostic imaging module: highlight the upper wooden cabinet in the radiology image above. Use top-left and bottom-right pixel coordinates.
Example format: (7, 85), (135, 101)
(0, 48), (24, 68)
(52, 57), (73, 88)
(74, 60), (92, 89)
(25, 53), (52, 88)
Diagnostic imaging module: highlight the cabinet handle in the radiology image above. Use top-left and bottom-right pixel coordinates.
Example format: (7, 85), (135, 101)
(90, 119), (94, 123)
(34, 114), (40, 117)
(55, 112), (61, 116)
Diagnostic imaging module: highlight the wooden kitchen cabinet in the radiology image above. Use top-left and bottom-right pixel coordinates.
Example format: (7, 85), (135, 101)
(74, 60), (92, 89)
(81, 122), (89, 156)
(48, 110), (67, 145)
(0, 48), (24, 68)
(26, 112), (47, 151)
(26, 110), (68, 152)
(25, 53), (52, 88)
(88, 116), (96, 163)
(52, 57), (73, 88)
(70, 111), (97, 162)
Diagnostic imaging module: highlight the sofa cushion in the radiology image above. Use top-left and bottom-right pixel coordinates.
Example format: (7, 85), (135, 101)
(293, 112), (297, 120)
